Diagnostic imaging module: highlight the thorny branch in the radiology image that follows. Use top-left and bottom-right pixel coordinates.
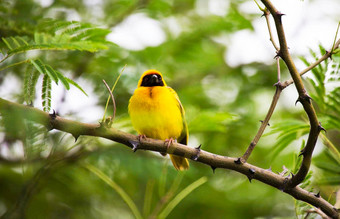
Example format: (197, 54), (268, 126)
(282, 38), (340, 89)
(260, 0), (321, 190)
(241, 1), (340, 216)
(241, 57), (283, 162)
(242, 2), (340, 164)
(0, 98), (338, 218)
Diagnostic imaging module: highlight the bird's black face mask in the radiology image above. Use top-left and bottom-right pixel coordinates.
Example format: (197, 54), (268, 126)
(140, 74), (164, 87)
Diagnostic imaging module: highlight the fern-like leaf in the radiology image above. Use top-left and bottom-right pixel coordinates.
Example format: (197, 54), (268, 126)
(23, 64), (40, 105)
(30, 59), (87, 95)
(42, 74), (52, 112)
(65, 77), (88, 96)
(265, 120), (309, 161)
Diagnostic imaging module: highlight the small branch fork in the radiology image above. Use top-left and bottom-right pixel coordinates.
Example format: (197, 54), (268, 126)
(240, 2), (340, 216)
(241, 57), (283, 162)
(243, 1), (340, 162)
(242, 0), (340, 190)
(241, 37), (340, 162)
(0, 98), (338, 218)
(260, 0), (321, 189)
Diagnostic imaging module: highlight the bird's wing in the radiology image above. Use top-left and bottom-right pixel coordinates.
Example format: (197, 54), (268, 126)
(167, 87), (188, 145)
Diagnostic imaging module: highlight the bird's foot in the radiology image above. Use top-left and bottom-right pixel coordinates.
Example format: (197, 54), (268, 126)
(164, 138), (176, 150)
(137, 134), (147, 142)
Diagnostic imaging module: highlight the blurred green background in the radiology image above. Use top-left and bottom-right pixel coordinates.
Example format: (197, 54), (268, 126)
(0, 0), (339, 218)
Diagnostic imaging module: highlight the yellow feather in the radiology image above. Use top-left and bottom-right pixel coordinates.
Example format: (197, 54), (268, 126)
(128, 70), (189, 170)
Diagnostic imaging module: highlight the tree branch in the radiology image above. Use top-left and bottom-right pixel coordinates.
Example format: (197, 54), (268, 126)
(260, 0), (321, 189)
(282, 38), (340, 89)
(263, 8), (280, 52)
(0, 98), (338, 218)
(241, 82), (282, 162)
(242, 27), (340, 163)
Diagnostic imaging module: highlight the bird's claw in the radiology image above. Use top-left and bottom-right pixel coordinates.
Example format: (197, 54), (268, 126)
(138, 134), (147, 142)
(164, 138), (176, 148)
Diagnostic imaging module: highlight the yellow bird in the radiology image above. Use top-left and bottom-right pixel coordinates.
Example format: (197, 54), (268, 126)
(128, 69), (189, 170)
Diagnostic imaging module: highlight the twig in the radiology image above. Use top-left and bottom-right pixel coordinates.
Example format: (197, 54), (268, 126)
(276, 57), (281, 81)
(243, 29), (340, 162)
(331, 22), (340, 52)
(101, 65), (126, 123)
(0, 54), (9, 64)
(264, 9), (280, 52)
(0, 59), (30, 72)
(241, 83), (282, 162)
(305, 208), (331, 219)
(0, 98), (338, 218)
(253, 0), (279, 51)
(260, 0), (321, 189)
(102, 79), (116, 125)
(282, 38), (340, 89)
(241, 57), (283, 162)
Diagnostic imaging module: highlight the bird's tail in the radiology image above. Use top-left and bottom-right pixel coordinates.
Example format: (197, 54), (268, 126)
(170, 154), (189, 170)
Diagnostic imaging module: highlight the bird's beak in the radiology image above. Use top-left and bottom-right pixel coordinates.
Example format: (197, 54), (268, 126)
(150, 74), (159, 84)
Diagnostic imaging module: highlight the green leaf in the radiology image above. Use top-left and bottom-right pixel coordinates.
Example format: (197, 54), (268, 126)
(17, 36), (29, 46)
(10, 36), (21, 47)
(65, 77), (88, 96)
(30, 59), (45, 75)
(83, 163), (143, 219)
(44, 64), (59, 84)
(315, 161), (340, 174)
(54, 70), (70, 90)
(42, 74), (52, 112)
(319, 176), (340, 185)
(159, 177), (207, 219)
(2, 37), (13, 50)
(31, 59), (60, 84)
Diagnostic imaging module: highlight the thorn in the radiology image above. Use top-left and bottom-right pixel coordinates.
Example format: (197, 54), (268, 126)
(211, 165), (216, 173)
(49, 110), (57, 119)
(274, 50), (282, 59)
(303, 94), (312, 104)
(191, 144), (202, 161)
(318, 122), (326, 132)
(266, 166), (272, 172)
(72, 134), (80, 142)
(290, 172), (295, 178)
(314, 191), (320, 198)
(247, 169), (256, 182)
(295, 97), (301, 106)
(259, 120), (270, 126)
(326, 50), (333, 60)
(299, 148), (306, 157)
(247, 175), (253, 183)
(234, 158), (242, 164)
(128, 140), (139, 152)
(249, 168), (255, 174)
(276, 11), (285, 24)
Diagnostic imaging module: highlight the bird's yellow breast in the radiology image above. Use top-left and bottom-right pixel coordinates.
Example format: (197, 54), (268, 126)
(128, 86), (183, 140)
